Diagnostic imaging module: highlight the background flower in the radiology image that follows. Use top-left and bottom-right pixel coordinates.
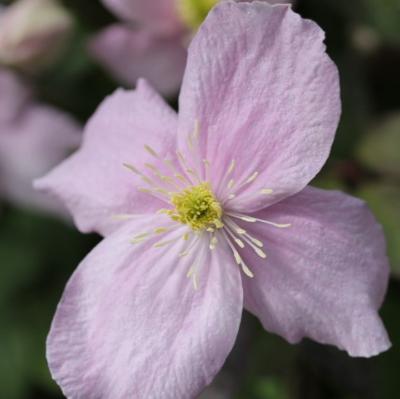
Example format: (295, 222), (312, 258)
(0, 0), (73, 72)
(89, 0), (293, 95)
(0, 0), (80, 217)
(0, 69), (80, 216)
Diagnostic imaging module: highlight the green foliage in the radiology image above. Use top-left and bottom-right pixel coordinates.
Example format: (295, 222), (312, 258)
(0, 208), (98, 397)
(252, 377), (289, 399)
(357, 114), (400, 178)
(358, 184), (400, 277)
(362, 0), (400, 44)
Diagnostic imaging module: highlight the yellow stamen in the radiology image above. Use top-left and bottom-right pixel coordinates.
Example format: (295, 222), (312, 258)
(255, 247), (267, 259)
(209, 236), (218, 250)
(227, 159), (236, 175)
(144, 144), (159, 158)
(241, 263), (254, 278)
(166, 182), (223, 231)
(123, 163), (140, 174)
(246, 171), (259, 184)
(260, 188), (273, 195)
(153, 238), (178, 248)
(154, 227), (169, 234)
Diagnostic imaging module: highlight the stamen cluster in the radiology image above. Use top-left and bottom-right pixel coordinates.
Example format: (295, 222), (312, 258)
(121, 122), (290, 285)
(167, 182), (223, 231)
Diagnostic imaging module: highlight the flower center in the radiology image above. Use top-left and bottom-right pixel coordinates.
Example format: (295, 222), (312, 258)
(176, 0), (219, 30)
(121, 125), (291, 287)
(166, 182), (223, 231)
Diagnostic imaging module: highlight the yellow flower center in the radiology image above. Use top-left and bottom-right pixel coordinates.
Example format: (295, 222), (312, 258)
(167, 182), (223, 231)
(176, 0), (219, 30)
(124, 138), (291, 285)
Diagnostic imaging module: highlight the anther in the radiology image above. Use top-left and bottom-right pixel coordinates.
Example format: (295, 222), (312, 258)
(153, 238), (179, 248)
(154, 227), (169, 234)
(246, 171), (259, 183)
(144, 145), (159, 158)
(241, 262), (254, 278)
(123, 163), (141, 175)
(260, 188), (273, 195)
(209, 236), (218, 250)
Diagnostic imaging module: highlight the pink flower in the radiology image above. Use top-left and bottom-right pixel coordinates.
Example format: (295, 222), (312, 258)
(37, 2), (390, 398)
(0, 0), (73, 72)
(90, 0), (292, 95)
(0, 69), (80, 215)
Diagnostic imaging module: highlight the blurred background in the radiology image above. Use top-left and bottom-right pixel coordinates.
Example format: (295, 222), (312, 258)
(0, 0), (399, 398)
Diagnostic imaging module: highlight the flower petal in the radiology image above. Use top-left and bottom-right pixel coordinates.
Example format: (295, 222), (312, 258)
(177, 2), (340, 211)
(240, 186), (390, 357)
(0, 101), (80, 215)
(47, 215), (243, 399)
(89, 24), (186, 96)
(35, 79), (178, 236)
(101, 0), (183, 34)
(0, 69), (31, 124)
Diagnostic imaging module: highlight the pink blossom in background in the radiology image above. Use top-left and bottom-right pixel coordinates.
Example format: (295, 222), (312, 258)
(0, 69), (80, 216)
(37, 2), (390, 398)
(90, 0), (293, 96)
(0, 0), (73, 72)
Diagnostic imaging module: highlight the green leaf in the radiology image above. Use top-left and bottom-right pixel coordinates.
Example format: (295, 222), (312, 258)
(0, 323), (29, 399)
(358, 183), (400, 277)
(0, 207), (98, 396)
(233, 313), (297, 399)
(357, 114), (400, 178)
(253, 376), (289, 399)
(362, 0), (400, 44)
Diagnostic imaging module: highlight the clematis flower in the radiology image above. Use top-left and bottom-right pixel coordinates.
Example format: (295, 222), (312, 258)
(37, 2), (390, 398)
(0, 69), (80, 215)
(0, 0), (73, 72)
(90, 0), (292, 95)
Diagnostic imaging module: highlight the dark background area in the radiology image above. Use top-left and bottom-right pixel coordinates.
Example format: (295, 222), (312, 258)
(0, 0), (399, 398)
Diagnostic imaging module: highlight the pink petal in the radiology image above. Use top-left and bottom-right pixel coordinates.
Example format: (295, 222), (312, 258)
(177, 2), (340, 212)
(0, 68), (31, 123)
(47, 215), (243, 398)
(35, 80), (178, 236)
(241, 186), (390, 357)
(0, 99), (80, 215)
(89, 24), (186, 96)
(101, 0), (183, 34)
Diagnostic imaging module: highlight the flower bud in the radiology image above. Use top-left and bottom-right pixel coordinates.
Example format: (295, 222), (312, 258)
(0, 0), (73, 71)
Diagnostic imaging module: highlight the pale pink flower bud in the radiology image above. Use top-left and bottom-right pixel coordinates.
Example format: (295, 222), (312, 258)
(0, 0), (73, 71)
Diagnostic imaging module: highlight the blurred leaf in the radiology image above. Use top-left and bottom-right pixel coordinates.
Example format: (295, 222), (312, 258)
(0, 207), (98, 397)
(233, 314), (297, 399)
(0, 210), (50, 303)
(0, 323), (30, 399)
(376, 281), (400, 398)
(36, 26), (116, 122)
(358, 183), (400, 277)
(253, 376), (289, 399)
(357, 114), (400, 178)
(312, 173), (345, 191)
(331, 52), (371, 159)
(362, 0), (400, 44)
